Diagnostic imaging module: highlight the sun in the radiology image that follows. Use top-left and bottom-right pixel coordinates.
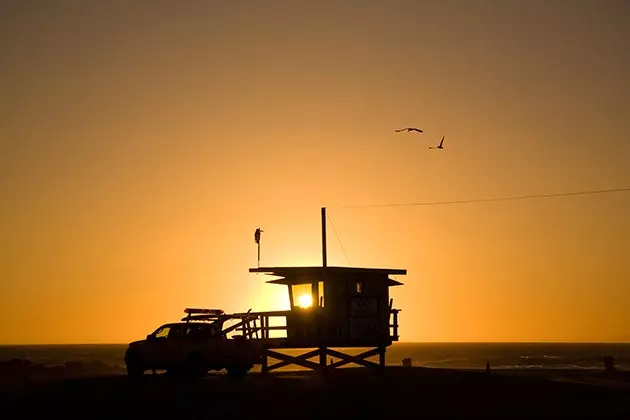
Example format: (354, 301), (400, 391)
(297, 293), (313, 308)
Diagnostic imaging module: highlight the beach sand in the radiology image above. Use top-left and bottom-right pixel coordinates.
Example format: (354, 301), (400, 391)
(2, 367), (630, 419)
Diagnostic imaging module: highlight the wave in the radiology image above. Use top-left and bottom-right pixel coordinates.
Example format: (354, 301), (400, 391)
(0, 358), (126, 383)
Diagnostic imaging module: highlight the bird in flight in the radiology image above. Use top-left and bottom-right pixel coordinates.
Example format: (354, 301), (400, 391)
(395, 127), (423, 133)
(429, 136), (445, 150)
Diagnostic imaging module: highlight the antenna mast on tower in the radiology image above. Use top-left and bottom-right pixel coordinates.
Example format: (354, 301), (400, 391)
(321, 207), (327, 267)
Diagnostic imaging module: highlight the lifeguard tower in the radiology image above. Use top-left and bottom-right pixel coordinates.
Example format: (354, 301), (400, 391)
(238, 208), (406, 373)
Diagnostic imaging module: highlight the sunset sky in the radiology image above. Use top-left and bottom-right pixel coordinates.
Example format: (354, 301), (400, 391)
(1, 0), (629, 344)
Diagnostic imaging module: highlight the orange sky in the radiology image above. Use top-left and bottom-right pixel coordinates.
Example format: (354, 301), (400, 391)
(1, 1), (629, 344)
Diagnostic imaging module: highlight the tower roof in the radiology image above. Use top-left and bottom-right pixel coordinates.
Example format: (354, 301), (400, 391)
(249, 266), (405, 286)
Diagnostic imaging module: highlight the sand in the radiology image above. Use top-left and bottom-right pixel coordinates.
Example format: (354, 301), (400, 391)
(1, 367), (629, 419)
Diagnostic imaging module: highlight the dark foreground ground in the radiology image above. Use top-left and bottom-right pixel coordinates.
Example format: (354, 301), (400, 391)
(2, 367), (630, 419)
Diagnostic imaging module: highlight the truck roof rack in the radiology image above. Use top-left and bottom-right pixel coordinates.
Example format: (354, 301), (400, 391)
(184, 308), (224, 315)
(182, 308), (226, 323)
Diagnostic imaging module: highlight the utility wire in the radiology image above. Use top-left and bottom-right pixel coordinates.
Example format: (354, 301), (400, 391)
(326, 213), (352, 266)
(336, 187), (630, 209)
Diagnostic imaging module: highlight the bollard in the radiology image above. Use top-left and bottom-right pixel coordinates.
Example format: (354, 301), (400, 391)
(603, 356), (615, 372)
(402, 357), (412, 367)
(486, 361), (491, 375)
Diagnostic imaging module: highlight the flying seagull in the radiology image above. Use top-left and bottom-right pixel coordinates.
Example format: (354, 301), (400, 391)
(429, 136), (445, 150)
(395, 127), (423, 133)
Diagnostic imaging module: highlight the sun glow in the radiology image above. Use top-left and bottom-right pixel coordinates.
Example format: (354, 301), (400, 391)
(297, 293), (313, 308)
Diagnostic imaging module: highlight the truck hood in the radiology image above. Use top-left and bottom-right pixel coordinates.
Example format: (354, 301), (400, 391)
(128, 339), (146, 348)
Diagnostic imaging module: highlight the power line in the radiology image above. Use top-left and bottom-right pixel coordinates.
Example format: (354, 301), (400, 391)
(336, 187), (630, 209)
(326, 213), (351, 266)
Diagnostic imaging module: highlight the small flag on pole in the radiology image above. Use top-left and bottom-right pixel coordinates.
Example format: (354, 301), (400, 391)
(254, 228), (263, 267)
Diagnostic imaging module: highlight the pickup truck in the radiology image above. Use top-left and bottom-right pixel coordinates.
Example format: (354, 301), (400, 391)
(124, 318), (262, 378)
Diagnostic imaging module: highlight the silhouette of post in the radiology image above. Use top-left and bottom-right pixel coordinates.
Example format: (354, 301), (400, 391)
(321, 207), (327, 267)
(603, 356), (615, 371)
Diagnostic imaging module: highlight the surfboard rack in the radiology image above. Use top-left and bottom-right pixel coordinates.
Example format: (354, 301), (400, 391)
(184, 308), (224, 315)
(182, 308), (226, 322)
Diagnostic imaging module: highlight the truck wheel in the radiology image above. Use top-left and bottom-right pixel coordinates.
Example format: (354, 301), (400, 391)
(127, 363), (144, 377)
(185, 352), (207, 378)
(226, 365), (249, 379)
(166, 367), (184, 377)
(125, 355), (144, 378)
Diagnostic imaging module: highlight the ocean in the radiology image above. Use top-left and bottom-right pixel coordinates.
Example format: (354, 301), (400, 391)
(1, 342), (629, 371)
